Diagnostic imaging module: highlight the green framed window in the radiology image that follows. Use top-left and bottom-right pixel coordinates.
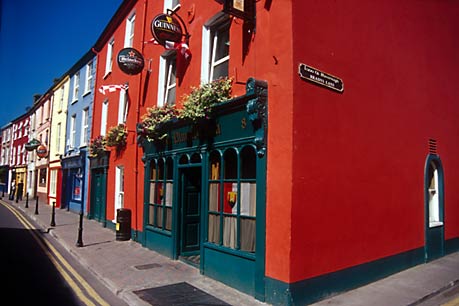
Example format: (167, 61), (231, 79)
(148, 157), (174, 231)
(208, 146), (256, 253)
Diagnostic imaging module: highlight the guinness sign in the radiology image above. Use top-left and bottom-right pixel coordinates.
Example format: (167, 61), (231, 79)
(151, 14), (183, 45)
(117, 48), (145, 75)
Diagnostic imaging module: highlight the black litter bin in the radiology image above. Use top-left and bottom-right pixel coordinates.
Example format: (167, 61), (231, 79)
(116, 208), (131, 241)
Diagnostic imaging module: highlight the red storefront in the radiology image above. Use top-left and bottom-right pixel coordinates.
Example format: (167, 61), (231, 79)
(88, 1), (459, 304)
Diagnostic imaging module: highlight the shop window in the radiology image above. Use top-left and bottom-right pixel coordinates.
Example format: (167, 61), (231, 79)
(39, 168), (47, 187)
(72, 170), (82, 201)
(207, 146), (256, 253)
(148, 157), (174, 231)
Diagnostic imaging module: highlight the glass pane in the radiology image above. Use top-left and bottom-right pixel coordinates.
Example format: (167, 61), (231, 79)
(240, 217), (256, 252)
(165, 207), (172, 231)
(156, 206), (163, 228)
(158, 159), (164, 180)
(155, 182), (163, 204)
(165, 182), (173, 207)
(208, 182), (220, 212)
(212, 61), (229, 81)
(241, 146), (256, 179)
(223, 215), (237, 249)
(150, 161), (157, 180)
(149, 182), (155, 204)
(208, 214), (220, 244)
(224, 149), (237, 179)
(240, 182), (256, 216)
(166, 157), (173, 180)
(214, 26), (229, 62)
(166, 86), (176, 105)
(224, 182), (238, 214)
(148, 204), (154, 225)
(209, 151), (221, 180)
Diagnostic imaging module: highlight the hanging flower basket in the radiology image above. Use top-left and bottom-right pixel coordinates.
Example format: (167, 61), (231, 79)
(105, 123), (128, 148)
(89, 135), (107, 157)
(137, 104), (179, 143)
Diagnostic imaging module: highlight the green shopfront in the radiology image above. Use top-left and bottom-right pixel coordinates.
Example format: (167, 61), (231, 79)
(140, 78), (267, 300)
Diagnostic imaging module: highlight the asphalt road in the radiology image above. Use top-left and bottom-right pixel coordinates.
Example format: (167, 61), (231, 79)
(0, 200), (128, 306)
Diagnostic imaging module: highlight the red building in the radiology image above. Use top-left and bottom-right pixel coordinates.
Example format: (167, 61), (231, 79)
(10, 113), (30, 200)
(88, 1), (459, 304)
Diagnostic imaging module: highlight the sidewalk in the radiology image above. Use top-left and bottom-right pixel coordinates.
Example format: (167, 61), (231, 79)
(4, 196), (459, 306)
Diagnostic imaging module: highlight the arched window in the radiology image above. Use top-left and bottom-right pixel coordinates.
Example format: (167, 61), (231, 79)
(427, 160), (442, 227)
(207, 146), (257, 253)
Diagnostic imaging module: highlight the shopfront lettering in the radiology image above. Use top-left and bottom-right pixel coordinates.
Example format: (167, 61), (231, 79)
(172, 124), (221, 145)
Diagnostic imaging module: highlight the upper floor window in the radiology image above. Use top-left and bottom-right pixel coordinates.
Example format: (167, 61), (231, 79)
(58, 85), (65, 112)
(81, 108), (89, 146)
(124, 13), (136, 48)
(84, 61), (93, 94)
(164, 0), (180, 12)
(100, 100), (109, 136)
(202, 13), (230, 83)
(157, 51), (176, 106)
(69, 114), (76, 149)
(118, 90), (128, 124)
(72, 72), (80, 102)
(105, 39), (114, 76)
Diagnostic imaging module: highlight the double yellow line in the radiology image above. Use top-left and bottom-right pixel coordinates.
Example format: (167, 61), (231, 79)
(0, 200), (110, 306)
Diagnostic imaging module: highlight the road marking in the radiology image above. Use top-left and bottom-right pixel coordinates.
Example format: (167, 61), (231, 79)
(1, 201), (110, 306)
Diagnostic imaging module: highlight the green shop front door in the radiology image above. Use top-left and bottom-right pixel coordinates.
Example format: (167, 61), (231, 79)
(179, 167), (202, 257)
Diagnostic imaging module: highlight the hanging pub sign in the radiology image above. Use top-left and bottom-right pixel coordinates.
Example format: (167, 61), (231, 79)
(298, 63), (344, 93)
(151, 13), (183, 45)
(117, 47), (145, 75)
(36, 145), (48, 158)
(25, 138), (41, 151)
(223, 0), (255, 24)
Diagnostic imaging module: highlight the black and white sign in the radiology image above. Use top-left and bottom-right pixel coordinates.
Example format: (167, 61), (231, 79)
(117, 48), (145, 75)
(298, 63), (344, 93)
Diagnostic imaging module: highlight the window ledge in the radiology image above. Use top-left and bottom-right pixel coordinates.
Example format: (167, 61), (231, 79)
(103, 71), (112, 79)
(429, 221), (444, 228)
(83, 90), (91, 97)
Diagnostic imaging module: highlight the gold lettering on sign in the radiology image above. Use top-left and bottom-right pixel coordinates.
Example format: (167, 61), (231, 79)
(172, 124), (222, 145)
(241, 117), (247, 129)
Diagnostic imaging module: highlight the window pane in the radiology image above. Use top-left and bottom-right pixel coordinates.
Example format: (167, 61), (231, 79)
(148, 205), (154, 225)
(209, 151), (221, 180)
(212, 61), (229, 81)
(241, 146), (256, 179)
(214, 26), (229, 62)
(150, 161), (157, 180)
(208, 213), (220, 244)
(208, 182), (220, 212)
(165, 182), (173, 207)
(165, 207), (172, 231)
(224, 149), (237, 179)
(223, 215), (237, 248)
(149, 182), (155, 204)
(155, 182), (163, 204)
(224, 182), (238, 214)
(240, 217), (256, 252)
(240, 182), (256, 216)
(158, 159), (164, 180)
(156, 206), (163, 228)
(166, 158), (173, 180)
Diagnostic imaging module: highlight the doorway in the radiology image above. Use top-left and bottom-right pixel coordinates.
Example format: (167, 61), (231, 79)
(425, 155), (444, 262)
(90, 169), (107, 225)
(179, 167), (202, 265)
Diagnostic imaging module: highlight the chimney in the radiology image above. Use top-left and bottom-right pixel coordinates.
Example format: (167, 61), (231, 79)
(33, 94), (42, 104)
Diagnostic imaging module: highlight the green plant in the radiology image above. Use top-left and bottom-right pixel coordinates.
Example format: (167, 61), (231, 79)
(137, 104), (179, 142)
(179, 77), (233, 122)
(105, 123), (127, 148)
(89, 135), (106, 157)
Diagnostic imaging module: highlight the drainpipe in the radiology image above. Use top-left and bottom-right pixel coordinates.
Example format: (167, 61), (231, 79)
(133, 0), (149, 241)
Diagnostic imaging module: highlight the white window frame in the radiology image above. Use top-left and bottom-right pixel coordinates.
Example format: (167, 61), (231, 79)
(101, 100), (109, 136)
(201, 14), (230, 83)
(163, 0), (180, 12)
(124, 13), (136, 48)
(118, 90), (128, 124)
(56, 122), (62, 153)
(58, 85), (65, 112)
(157, 51), (176, 106)
(428, 162), (443, 227)
(81, 108), (89, 146)
(72, 72), (80, 102)
(114, 166), (125, 222)
(84, 61), (93, 94)
(105, 39), (114, 77)
(70, 114), (76, 149)
(50, 169), (57, 196)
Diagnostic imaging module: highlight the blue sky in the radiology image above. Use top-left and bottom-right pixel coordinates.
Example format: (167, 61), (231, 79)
(0, 0), (123, 128)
